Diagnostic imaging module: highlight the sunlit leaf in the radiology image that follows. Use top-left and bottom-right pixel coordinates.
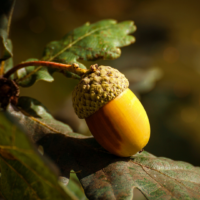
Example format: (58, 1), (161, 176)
(43, 20), (135, 67)
(17, 19), (136, 86)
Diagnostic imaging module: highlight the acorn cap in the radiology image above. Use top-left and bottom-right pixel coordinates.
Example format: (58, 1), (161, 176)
(72, 65), (129, 119)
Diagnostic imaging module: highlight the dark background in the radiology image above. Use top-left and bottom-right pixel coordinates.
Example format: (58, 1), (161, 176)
(10, 0), (200, 166)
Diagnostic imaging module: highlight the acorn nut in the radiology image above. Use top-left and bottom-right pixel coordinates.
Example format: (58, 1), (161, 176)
(72, 65), (150, 157)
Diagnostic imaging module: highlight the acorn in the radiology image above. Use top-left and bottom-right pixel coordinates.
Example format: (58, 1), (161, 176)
(72, 65), (150, 157)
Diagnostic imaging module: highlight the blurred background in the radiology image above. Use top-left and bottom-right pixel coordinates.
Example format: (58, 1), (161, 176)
(10, 0), (200, 167)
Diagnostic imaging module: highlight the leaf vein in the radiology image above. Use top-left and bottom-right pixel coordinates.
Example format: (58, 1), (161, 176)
(0, 156), (42, 200)
(16, 157), (66, 195)
(132, 160), (200, 195)
(50, 25), (114, 61)
(17, 24), (115, 83)
(18, 107), (66, 135)
(140, 164), (178, 199)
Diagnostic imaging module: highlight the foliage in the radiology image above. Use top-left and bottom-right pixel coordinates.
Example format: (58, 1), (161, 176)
(17, 20), (136, 87)
(38, 134), (200, 200)
(0, 1), (200, 200)
(0, 112), (79, 200)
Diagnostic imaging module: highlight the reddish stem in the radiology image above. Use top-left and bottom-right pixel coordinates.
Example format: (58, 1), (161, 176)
(3, 61), (88, 78)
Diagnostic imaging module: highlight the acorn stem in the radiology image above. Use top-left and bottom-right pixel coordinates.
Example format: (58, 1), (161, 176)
(3, 61), (89, 78)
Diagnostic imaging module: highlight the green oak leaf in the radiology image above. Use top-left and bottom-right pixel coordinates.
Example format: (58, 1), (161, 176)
(17, 19), (136, 87)
(8, 96), (84, 142)
(16, 59), (54, 87)
(43, 20), (136, 68)
(38, 134), (200, 200)
(0, 111), (79, 200)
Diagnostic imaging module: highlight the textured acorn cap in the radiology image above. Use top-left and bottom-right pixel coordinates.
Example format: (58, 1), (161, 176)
(72, 65), (129, 119)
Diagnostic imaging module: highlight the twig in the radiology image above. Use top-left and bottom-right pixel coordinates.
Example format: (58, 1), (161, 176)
(3, 61), (88, 78)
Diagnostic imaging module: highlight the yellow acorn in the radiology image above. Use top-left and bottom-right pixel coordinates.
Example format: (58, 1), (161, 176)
(72, 65), (150, 157)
